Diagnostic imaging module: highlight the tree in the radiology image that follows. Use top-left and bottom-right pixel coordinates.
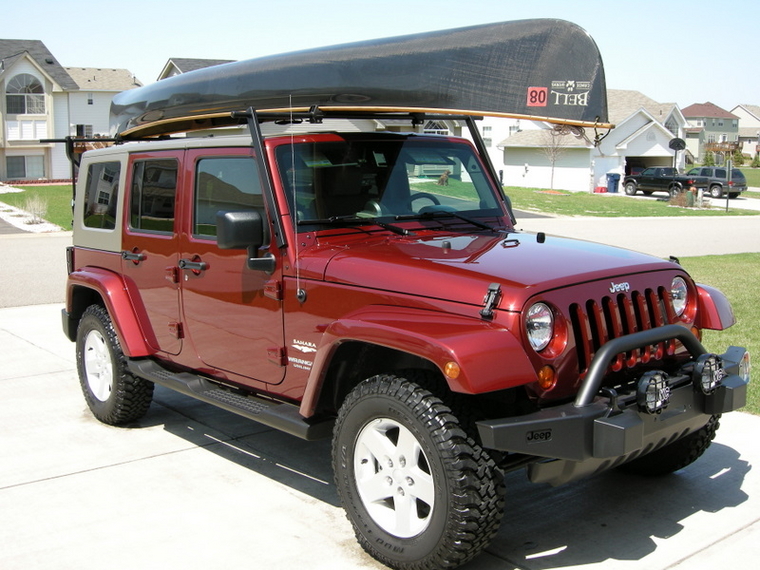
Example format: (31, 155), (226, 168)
(703, 150), (715, 166)
(732, 149), (745, 167)
(539, 126), (572, 190)
(751, 154), (760, 168)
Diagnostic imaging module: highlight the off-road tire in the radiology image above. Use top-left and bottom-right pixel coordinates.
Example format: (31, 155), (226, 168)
(76, 304), (154, 425)
(332, 375), (504, 570)
(618, 414), (721, 476)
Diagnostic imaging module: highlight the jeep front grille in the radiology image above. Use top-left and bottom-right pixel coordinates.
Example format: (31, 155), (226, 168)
(570, 287), (678, 377)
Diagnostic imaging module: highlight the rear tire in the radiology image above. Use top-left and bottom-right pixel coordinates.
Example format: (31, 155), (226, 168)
(76, 305), (154, 425)
(332, 375), (504, 569)
(618, 415), (720, 476)
(710, 185), (723, 199)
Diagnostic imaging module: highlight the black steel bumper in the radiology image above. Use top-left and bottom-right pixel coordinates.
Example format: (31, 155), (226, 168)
(476, 326), (749, 484)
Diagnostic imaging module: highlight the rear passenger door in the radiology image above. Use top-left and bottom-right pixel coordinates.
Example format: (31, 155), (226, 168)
(121, 152), (183, 355)
(178, 148), (285, 387)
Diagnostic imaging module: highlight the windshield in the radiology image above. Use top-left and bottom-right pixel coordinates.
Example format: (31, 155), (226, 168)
(275, 135), (503, 228)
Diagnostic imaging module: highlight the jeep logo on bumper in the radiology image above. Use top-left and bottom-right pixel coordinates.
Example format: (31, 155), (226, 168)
(526, 429), (553, 443)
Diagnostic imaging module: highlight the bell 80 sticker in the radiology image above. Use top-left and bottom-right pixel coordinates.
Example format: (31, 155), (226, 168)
(526, 87), (548, 107)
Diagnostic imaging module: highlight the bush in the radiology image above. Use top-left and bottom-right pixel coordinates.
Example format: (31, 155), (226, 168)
(23, 195), (48, 224)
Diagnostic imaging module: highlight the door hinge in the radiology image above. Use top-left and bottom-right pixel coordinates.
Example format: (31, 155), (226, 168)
(264, 279), (283, 301)
(267, 347), (287, 367)
(169, 322), (184, 339)
(165, 265), (180, 284)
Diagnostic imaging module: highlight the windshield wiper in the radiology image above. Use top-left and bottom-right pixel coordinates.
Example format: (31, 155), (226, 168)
(395, 211), (504, 233)
(298, 215), (413, 236)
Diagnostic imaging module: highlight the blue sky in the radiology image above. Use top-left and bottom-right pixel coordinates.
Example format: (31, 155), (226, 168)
(10, 0), (759, 111)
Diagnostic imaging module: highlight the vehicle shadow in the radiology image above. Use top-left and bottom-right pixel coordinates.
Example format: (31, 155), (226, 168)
(145, 387), (751, 570)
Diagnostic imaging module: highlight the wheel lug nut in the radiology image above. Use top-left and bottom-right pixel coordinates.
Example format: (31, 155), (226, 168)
(406, 477), (414, 486)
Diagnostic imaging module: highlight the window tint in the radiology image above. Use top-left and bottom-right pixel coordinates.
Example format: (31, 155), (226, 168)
(130, 159), (178, 233)
(194, 157), (262, 238)
(83, 161), (121, 230)
(716, 169), (726, 178)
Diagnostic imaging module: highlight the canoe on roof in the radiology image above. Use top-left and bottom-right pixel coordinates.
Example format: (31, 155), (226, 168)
(111, 19), (610, 139)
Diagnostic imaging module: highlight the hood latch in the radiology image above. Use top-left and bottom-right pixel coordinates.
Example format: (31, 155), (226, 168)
(480, 283), (502, 320)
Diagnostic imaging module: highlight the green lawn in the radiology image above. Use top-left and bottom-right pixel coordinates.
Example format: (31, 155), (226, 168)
(681, 253), (758, 415)
(505, 186), (759, 217)
(0, 184), (73, 230)
(739, 167), (760, 188)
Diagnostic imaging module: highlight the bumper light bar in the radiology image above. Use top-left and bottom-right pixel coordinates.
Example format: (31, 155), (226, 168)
(637, 371), (671, 414)
(693, 354), (724, 395)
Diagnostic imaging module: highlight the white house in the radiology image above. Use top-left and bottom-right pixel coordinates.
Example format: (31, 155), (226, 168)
(1, 39), (141, 181)
(489, 90), (688, 192)
(730, 104), (760, 158)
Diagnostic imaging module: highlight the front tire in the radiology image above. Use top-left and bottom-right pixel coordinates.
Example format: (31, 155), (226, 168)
(76, 305), (154, 425)
(332, 375), (504, 570)
(624, 182), (637, 196)
(618, 415), (721, 476)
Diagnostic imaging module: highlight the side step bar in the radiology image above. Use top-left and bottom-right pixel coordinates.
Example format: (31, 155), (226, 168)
(128, 359), (334, 440)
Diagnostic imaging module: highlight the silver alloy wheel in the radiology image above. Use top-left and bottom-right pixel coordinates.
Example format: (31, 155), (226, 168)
(83, 329), (113, 402)
(353, 417), (435, 538)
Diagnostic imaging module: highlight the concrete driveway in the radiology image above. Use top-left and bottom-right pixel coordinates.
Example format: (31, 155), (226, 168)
(0, 304), (757, 570)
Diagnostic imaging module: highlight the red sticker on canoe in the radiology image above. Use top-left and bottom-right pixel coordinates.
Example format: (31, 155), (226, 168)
(527, 87), (548, 107)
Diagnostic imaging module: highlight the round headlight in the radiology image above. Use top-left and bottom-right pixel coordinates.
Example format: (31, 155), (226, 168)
(526, 302), (554, 352)
(671, 276), (688, 317)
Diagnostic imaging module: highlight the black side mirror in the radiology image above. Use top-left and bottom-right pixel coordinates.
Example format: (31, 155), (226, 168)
(216, 209), (275, 273)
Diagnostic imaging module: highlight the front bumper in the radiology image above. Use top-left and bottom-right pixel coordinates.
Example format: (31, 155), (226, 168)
(476, 326), (749, 485)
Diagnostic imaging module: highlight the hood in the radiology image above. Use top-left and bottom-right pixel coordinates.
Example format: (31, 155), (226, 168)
(321, 231), (677, 311)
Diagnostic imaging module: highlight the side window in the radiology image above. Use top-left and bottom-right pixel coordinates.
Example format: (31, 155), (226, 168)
(83, 161), (121, 230)
(194, 157), (262, 238)
(130, 159), (178, 233)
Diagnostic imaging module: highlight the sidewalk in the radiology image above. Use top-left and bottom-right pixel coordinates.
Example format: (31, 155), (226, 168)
(1, 305), (758, 570)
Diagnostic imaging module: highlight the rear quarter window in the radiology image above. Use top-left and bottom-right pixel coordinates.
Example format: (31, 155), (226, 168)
(82, 161), (121, 230)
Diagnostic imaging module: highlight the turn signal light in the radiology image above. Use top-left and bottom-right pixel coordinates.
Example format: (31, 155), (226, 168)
(537, 366), (557, 391)
(444, 361), (461, 380)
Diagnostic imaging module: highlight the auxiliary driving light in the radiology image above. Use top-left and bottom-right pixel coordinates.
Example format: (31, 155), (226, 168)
(637, 371), (671, 414)
(692, 354), (724, 395)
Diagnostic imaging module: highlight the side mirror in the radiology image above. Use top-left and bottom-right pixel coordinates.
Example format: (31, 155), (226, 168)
(216, 209), (275, 273)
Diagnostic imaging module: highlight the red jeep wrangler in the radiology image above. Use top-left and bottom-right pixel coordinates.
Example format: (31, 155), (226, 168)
(60, 20), (750, 570)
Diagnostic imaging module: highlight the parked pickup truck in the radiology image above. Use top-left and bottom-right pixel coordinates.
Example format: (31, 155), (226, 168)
(686, 166), (748, 199)
(623, 167), (706, 197)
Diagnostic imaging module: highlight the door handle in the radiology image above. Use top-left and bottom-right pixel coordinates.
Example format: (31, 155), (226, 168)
(122, 250), (146, 263)
(178, 258), (208, 272)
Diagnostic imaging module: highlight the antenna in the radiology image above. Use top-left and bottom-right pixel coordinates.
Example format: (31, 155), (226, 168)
(290, 96), (307, 303)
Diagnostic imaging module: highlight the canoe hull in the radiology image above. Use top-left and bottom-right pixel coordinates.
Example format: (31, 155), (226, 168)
(111, 19), (609, 138)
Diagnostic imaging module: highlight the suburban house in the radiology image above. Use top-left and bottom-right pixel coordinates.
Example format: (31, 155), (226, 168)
(492, 90), (688, 192)
(730, 104), (760, 158)
(157, 58), (234, 81)
(0, 39), (141, 182)
(681, 102), (740, 163)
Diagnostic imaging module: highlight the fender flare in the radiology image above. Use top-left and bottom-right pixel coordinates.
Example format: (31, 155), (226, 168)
(300, 305), (536, 417)
(66, 267), (155, 357)
(696, 283), (736, 330)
